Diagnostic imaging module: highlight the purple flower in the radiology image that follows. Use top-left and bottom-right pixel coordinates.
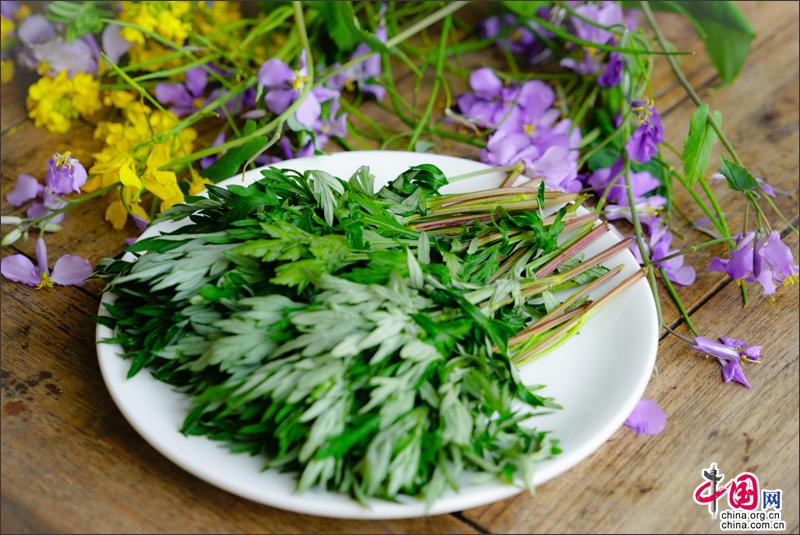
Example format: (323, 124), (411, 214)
(756, 178), (775, 197)
(45, 152), (87, 195)
(102, 24), (133, 65)
(480, 130), (580, 192)
(624, 400), (666, 435)
(1, 238), (92, 288)
(1, 1), (21, 19)
(305, 99), (348, 150)
(626, 102), (664, 163)
(692, 336), (761, 388)
(497, 79), (559, 135)
(570, 2), (625, 46)
(155, 67), (209, 117)
(6, 174), (44, 207)
(598, 52), (624, 88)
(328, 25), (387, 100)
(258, 52), (337, 128)
(16, 15), (98, 75)
(456, 68), (518, 129)
(479, 13), (550, 63)
(26, 193), (66, 224)
(588, 165), (659, 205)
(632, 223), (696, 286)
(709, 231), (798, 295)
(560, 3), (624, 75)
(5, 153), (86, 224)
(259, 57), (302, 114)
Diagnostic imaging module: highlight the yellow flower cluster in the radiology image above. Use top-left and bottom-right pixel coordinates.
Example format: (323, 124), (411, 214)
(119, 1), (192, 70)
(26, 71), (101, 133)
(1, 59), (14, 84)
(86, 92), (199, 229)
(194, 1), (243, 48)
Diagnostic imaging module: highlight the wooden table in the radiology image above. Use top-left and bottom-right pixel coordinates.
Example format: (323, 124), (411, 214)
(1, 2), (797, 532)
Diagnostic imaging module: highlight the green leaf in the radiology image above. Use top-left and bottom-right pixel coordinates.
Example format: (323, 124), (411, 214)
(501, 1), (550, 18)
(47, 1), (107, 41)
(203, 121), (267, 182)
(719, 158), (758, 192)
(649, 1), (755, 84)
(311, 2), (362, 52)
(682, 105), (721, 184)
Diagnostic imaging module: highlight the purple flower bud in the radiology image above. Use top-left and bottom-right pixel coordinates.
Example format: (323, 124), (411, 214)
(45, 152), (87, 195)
(597, 52), (624, 88)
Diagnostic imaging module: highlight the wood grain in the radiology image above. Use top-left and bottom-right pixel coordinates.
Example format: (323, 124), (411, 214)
(1, 2), (798, 533)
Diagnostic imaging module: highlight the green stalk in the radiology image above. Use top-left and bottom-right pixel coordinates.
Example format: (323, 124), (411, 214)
(101, 53), (165, 111)
(163, 2), (313, 170)
(623, 149), (663, 329)
(658, 267), (699, 336)
(639, 2), (741, 165)
(525, 13), (693, 56)
(101, 18), (232, 89)
(338, 98), (393, 140)
(650, 236), (736, 265)
(24, 183), (121, 229)
(317, 1), (468, 86)
(640, 3), (753, 307)
(408, 15), (451, 150)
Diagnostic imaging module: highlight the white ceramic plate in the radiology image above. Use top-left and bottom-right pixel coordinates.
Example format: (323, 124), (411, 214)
(96, 151), (658, 519)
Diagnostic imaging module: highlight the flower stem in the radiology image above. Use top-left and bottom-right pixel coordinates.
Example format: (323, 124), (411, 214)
(407, 14), (451, 150)
(623, 150), (663, 329)
(163, 2), (312, 170)
(640, 2), (743, 166)
(317, 1), (468, 86)
(657, 267), (699, 336)
(650, 236), (736, 265)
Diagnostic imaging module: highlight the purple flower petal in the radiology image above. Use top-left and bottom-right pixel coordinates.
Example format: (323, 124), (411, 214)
(50, 255), (92, 286)
(598, 52), (624, 88)
(264, 88), (298, 114)
(35, 237), (48, 275)
(1, 254), (40, 286)
(469, 68), (503, 98)
(294, 93), (321, 127)
(6, 174), (43, 207)
(17, 15), (54, 46)
(258, 58), (295, 88)
(1, 1), (18, 19)
(360, 82), (386, 101)
(132, 215), (149, 232)
(624, 400), (666, 436)
(185, 67), (208, 97)
(45, 153), (88, 195)
(155, 83), (193, 108)
(102, 24), (133, 65)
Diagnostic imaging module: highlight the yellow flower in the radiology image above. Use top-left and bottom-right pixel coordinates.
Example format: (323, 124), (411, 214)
(103, 90), (136, 109)
(88, 97), (196, 228)
(105, 185), (149, 230)
(0, 16), (14, 44)
(0, 59), (14, 84)
(194, 1), (241, 46)
(189, 168), (213, 195)
(120, 1), (192, 70)
(26, 71), (101, 133)
(142, 144), (184, 211)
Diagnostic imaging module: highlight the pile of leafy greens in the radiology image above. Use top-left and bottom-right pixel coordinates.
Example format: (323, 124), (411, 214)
(96, 164), (628, 505)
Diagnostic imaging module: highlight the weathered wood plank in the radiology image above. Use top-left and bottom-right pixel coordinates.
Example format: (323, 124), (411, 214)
(463, 233), (799, 533)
